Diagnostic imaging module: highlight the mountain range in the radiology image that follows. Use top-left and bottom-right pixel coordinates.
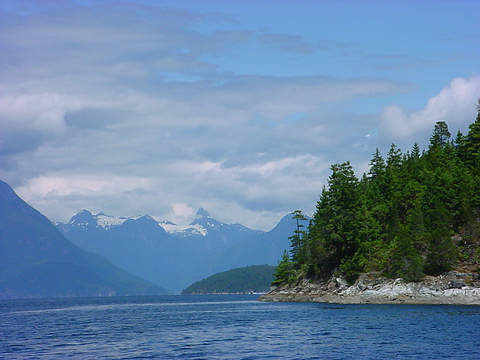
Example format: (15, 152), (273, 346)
(57, 208), (303, 292)
(0, 180), (166, 299)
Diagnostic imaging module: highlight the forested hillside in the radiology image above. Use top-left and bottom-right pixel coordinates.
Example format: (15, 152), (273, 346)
(274, 102), (480, 286)
(182, 265), (275, 294)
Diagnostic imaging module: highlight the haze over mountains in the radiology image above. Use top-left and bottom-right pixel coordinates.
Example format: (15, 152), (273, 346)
(57, 208), (301, 292)
(0, 180), (165, 299)
(0, 176), (300, 297)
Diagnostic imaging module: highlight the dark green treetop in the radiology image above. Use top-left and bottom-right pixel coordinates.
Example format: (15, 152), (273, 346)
(429, 121), (451, 148)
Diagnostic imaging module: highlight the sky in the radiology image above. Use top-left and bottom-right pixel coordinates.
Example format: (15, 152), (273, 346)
(0, 0), (479, 230)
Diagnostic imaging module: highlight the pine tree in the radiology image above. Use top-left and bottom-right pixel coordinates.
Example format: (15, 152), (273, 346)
(280, 102), (480, 286)
(289, 209), (308, 267)
(308, 162), (360, 278)
(384, 143), (404, 230)
(429, 121), (451, 148)
(385, 224), (424, 282)
(368, 148), (386, 179)
(424, 228), (457, 276)
(386, 144), (402, 169)
(272, 250), (294, 286)
(411, 143), (421, 159)
(464, 99), (480, 172)
(454, 130), (466, 160)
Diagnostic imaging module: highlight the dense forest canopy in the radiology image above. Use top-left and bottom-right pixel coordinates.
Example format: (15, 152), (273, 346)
(274, 101), (480, 285)
(183, 265), (276, 294)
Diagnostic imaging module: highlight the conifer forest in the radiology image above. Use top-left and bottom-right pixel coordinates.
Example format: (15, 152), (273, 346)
(274, 102), (480, 285)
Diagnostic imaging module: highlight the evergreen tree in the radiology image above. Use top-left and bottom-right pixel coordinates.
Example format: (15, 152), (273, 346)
(272, 250), (294, 286)
(463, 100), (480, 209)
(424, 229), (457, 275)
(429, 121), (451, 148)
(411, 143), (421, 159)
(279, 102), (480, 286)
(289, 210), (308, 267)
(384, 225), (424, 282)
(386, 144), (402, 169)
(464, 99), (480, 170)
(454, 131), (467, 161)
(308, 162), (360, 278)
(368, 148), (386, 179)
(384, 143), (404, 230)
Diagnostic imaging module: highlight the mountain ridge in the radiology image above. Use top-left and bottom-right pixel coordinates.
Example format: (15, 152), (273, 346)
(60, 207), (268, 237)
(57, 207), (305, 292)
(0, 180), (167, 299)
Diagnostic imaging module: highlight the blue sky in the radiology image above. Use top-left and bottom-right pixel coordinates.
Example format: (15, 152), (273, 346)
(0, 0), (479, 229)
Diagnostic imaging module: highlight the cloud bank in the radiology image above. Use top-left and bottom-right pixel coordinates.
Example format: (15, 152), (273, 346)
(1, 1), (478, 230)
(380, 77), (480, 140)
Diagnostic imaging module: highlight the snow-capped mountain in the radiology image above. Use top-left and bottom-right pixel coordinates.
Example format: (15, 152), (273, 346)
(57, 208), (304, 292)
(158, 221), (207, 236)
(191, 208), (263, 235)
(65, 209), (161, 231)
(63, 208), (211, 236)
(0, 180), (165, 298)
(61, 207), (262, 238)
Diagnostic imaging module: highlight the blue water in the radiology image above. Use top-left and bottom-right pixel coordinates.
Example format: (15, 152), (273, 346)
(1, 295), (479, 359)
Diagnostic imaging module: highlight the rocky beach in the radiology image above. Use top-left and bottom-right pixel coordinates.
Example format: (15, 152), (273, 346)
(259, 271), (480, 305)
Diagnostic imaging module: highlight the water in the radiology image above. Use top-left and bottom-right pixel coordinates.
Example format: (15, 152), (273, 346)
(1, 295), (479, 359)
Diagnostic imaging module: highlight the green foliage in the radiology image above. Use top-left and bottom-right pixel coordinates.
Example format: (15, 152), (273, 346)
(339, 254), (364, 284)
(429, 121), (451, 148)
(289, 210), (308, 267)
(384, 225), (424, 282)
(308, 162), (360, 276)
(278, 104), (480, 285)
(272, 250), (294, 286)
(424, 228), (457, 275)
(182, 265), (276, 294)
(464, 100), (480, 171)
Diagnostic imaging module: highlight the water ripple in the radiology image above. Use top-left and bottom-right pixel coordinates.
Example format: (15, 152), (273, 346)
(1, 295), (480, 359)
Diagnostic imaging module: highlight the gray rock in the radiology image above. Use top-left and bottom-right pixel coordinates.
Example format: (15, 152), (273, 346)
(258, 271), (480, 305)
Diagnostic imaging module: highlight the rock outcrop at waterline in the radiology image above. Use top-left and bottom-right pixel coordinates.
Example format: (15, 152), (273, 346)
(259, 271), (480, 305)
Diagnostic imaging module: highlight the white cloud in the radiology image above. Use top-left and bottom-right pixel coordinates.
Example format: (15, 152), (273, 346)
(169, 203), (196, 225)
(0, 91), (81, 134)
(380, 76), (480, 139)
(16, 175), (152, 199)
(3, 1), (473, 231)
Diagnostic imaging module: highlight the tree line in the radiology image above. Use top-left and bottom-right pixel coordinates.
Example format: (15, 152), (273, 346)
(273, 101), (480, 286)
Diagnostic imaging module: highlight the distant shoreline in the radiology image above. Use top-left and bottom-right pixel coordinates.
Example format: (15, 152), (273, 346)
(258, 271), (480, 305)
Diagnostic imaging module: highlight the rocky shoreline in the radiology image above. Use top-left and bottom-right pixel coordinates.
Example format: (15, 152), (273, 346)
(258, 271), (480, 305)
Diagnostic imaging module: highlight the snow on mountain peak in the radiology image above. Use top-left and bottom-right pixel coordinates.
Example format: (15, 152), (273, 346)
(96, 213), (129, 229)
(192, 208), (225, 229)
(158, 221), (207, 236)
(68, 210), (130, 229)
(67, 209), (212, 235)
(68, 209), (95, 229)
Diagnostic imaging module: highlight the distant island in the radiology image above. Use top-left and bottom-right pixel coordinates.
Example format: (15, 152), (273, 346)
(182, 265), (275, 294)
(262, 102), (480, 304)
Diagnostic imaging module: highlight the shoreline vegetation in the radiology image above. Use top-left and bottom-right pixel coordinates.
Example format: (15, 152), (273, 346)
(262, 101), (480, 305)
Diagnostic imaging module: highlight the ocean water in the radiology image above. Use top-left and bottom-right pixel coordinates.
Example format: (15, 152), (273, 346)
(1, 295), (479, 359)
